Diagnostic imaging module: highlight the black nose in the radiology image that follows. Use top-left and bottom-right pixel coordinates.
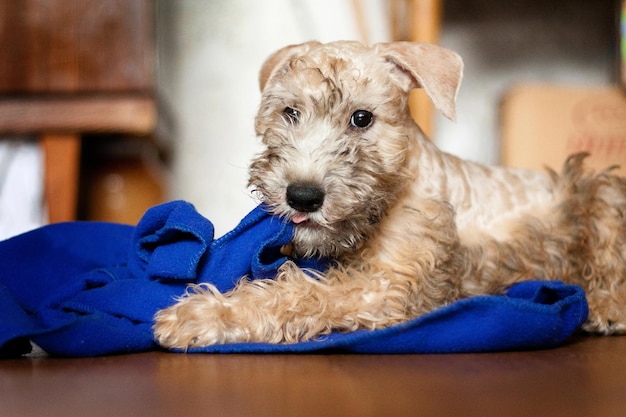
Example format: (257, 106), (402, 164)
(286, 183), (325, 212)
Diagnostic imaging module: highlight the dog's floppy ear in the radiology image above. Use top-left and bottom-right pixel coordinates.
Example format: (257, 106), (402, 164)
(376, 42), (463, 121)
(258, 41), (322, 92)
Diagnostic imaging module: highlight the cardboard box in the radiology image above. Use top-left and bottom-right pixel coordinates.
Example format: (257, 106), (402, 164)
(500, 84), (626, 175)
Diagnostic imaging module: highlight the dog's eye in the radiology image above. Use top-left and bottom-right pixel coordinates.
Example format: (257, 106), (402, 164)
(350, 110), (373, 128)
(282, 107), (300, 125)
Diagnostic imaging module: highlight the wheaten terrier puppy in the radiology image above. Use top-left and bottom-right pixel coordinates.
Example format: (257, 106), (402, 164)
(154, 41), (626, 348)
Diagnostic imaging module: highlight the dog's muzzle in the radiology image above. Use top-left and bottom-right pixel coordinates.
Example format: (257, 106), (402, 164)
(286, 183), (325, 213)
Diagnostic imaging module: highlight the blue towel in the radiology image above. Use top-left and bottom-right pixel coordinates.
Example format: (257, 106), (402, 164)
(0, 201), (588, 357)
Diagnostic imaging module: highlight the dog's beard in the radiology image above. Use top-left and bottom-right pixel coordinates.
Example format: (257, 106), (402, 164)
(290, 211), (380, 259)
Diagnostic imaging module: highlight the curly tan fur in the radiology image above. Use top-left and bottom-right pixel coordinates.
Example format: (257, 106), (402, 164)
(154, 41), (626, 348)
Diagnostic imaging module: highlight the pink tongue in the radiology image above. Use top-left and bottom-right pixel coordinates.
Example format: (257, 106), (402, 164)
(292, 214), (308, 224)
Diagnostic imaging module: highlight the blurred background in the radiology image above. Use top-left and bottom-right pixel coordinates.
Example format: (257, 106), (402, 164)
(0, 0), (622, 239)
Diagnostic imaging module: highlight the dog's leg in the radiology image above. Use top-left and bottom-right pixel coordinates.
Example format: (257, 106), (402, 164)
(553, 164), (626, 334)
(153, 262), (415, 348)
(573, 178), (626, 335)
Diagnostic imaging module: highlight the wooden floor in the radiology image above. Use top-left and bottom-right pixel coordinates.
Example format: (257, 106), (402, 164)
(2, 335), (626, 417)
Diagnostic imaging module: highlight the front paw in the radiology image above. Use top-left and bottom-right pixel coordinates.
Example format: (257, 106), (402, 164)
(153, 284), (249, 349)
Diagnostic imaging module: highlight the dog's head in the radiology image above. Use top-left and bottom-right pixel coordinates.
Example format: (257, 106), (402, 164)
(249, 41), (463, 258)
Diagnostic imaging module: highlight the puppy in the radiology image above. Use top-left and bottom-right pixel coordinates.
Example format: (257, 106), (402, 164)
(154, 41), (626, 348)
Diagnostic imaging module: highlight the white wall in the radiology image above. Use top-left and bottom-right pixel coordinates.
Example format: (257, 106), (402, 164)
(0, 139), (44, 239)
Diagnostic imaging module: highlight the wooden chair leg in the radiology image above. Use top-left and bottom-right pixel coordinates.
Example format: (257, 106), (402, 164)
(407, 0), (442, 139)
(41, 133), (81, 223)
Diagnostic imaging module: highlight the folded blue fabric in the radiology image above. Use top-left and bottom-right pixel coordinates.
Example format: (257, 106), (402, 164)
(0, 200), (588, 357)
(0, 201), (322, 357)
